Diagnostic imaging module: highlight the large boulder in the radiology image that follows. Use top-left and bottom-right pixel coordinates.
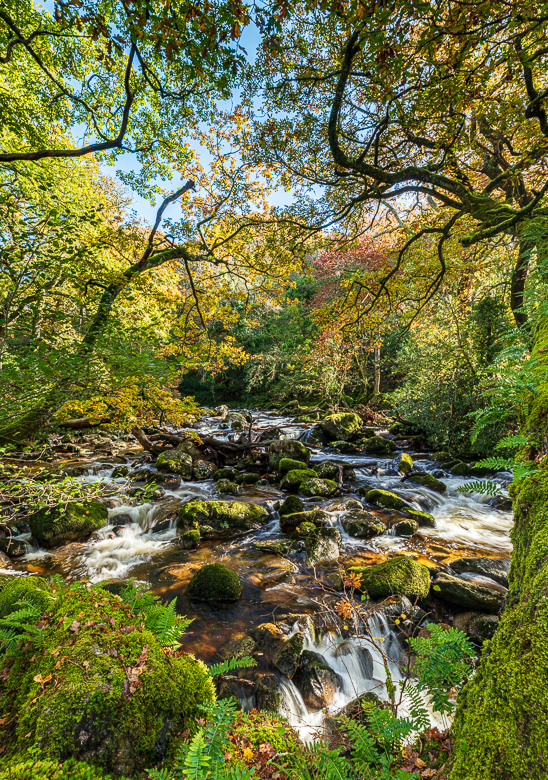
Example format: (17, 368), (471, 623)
(364, 489), (413, 512)
(299, 477), (341, 498)
(405, 509), (436, 528)
(278, 495), (305, 516)
(279, 457), (309, 475)
(228, 412), (248, 430)
(280, 508), (329, 533)
(187, 563), (242, 603)
(398, 453), (414, 475)
(192, 459), (216, 480)
(177, 500), (268, 539)
(360, 436), (396, 454)
(393, 518), (419, 536)
(313, 461), (340, 480)
(0, 580), (214, 776)
(280, 468), (317, 491)
(255, 674), (283, 712)
(341, 511), (386, 539)
(453, 611), (500, 643)
(155, 449), (193, 478)
(273, 633), (304, 678)
(268, 439), (310, 471)
(349, 556), (431, 599)
(297, 525), (341, 566)
(295, 650), (341, 710)
(433, 572), (506, 613)
(450, 557), (509, 588)
(28, 500), (108, 548)
(319, 413), (362, 441)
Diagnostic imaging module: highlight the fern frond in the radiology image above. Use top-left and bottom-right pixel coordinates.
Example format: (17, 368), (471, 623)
(208, 656), (256, 677)
(456, 480), (501, 496)
(473, 456), (513, 471)
(495, 434), (529, 451)
(182, 731), (211, 779)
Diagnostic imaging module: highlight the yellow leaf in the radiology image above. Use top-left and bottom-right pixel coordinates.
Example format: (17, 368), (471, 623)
(243, 747), (254, 760)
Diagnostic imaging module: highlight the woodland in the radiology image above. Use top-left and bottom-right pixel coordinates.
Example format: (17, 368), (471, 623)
(0, 1), (547, 778)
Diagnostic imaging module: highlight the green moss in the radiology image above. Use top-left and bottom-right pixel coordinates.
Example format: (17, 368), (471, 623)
(313, 460), (340, 479)
(180, 528), (200, 549)
(156, 449), (193, 478)
(187, 563), (242, 603)
(405, 509), (435, 527)
(177, 500), (268, 539)
(215, 478), (241, 495)
(397, 453), (414, 475)
(298, 477), (340, 497)
(393, 519), (419, 536)
(27, 500), (108, 548)
(268, 440), (310, 471)
(213, 467), (238, 481)
(0, 583), (214, 777)
(279, 457), (309, 475)
(0, 576), (53, 617)
(319, 412), (362, 441)
(0, 758), (122, 780)
(278, 495), (305, 516)
(365, 489), (412, 511)
(449, 462), (469, 476)
(408, 473), (447, 494)
(349, 556), (430, 599)
(280, 469), (317, 491)
(231, 710), (300, 753)
(361, 436), (396, 454)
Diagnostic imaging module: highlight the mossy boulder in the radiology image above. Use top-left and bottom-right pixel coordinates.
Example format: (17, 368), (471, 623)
(279, 457), (309, 475)
(192, 459), (216, 480)
(280, 508), (329, 533)
(408, 473), (447, 494)
(273, 633), (304, 678)
(341, 511), (386, 539)
(187, 563), (242, 603)
(331, 440), (359, 453)
(365, 489), (413, 512)
(296, 525), (341, 566)
(319, 413), (362, 441)
(432, 572), (506, 613)
(255, 674), (283, 712)
(393, 519), (419, 536)
(0, 758), (121, 780)
(405, 508), (436, 528)
(449, 461), (469, 476)
(398, 453), (414, 475)
(0, 582), (214, 776)
(268, 439), (310, 471)
(228, 412), (247, 430)
(0, 576), (53, 617)
(361, 436), (396, 454)
(349, 556), (431, 599)
(215, 478), (241, 495)
(299, 477), (341, 498)
(180, 528), (200, 549)
(313, 460), (340, 480)
(177, 500), (268, 539)
(278, 495), (305, 516)
(453, 611), (499, 644)
(27, 500), (108, 548)
(237, 472), (261, 485)
(156, 449), (193, 478)
(280, 468), (317, 491)
(213, 467), (238, 482)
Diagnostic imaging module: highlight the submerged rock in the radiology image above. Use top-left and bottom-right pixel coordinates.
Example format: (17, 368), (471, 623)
(187, 563), (242, 603)
(349, 556), (431, 599)
(433, 571), (506, 613)
(28, 500), (108, 548)
(298, 525), (341, 566)
(177, 500), (268, 539)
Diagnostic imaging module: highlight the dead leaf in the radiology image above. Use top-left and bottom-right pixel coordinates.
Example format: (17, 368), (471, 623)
(416, 758), (427, 769)
(69, 620), (80, 633)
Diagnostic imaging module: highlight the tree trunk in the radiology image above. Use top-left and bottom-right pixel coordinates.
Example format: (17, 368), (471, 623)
(374, 345), (381, 394)
(450, 315), (548, 779)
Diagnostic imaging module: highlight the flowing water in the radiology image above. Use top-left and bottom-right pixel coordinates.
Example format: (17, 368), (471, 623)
(12, 410), (512, 740)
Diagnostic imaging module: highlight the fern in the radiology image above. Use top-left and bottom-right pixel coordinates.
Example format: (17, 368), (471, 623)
(119, 579), (191, 648)
(457, 480), (502, 496)
(473, 456), (514, 471)
(208, 657), (256, 678)
(0, 597), (48, 651)
(182, 732), (211, 779)
(402, 684), (429, 732)
(495, 434), (529, 451)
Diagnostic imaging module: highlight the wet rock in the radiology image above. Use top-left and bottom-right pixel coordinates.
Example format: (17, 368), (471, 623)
(408, 473), (447, 494)
(229, 412), (247, 430)
(274, 633), (304, 678)
(253, 539), (299, 555)
(110, 512), (133, 525)
(0, 550), (13, 568)
(192, 459), (216, 480)
(295, 650), (341, 710)
(450, 557), (509, 588)
(111, 465), (129, 478)
(313, 460), (340, 480)
(180, 528), (200, 549)
(349, 556), (431, 599)
(279, 457), (309, 475)
(342, 511), (386, 539)
(215, 404), (229, 420)
(256, 674), (283, 712)
(364, 489), (413, 512)
(237, 472), (261, 485)
(177, 500), (269, 539)
(331, 441), (359, 453)
(213, 467), (238, 482)
(449, 461), (469, 476)
(280, 468), (317, 491)
(361, 436), (396, 454)
(337, 498), (363, 512)
(155, 449), (193, 478)
(393, 519), (419, 536)
(279, 495), (305, 516)
(0, 536), (28, 558)
(379, 595), (426, 624)
(432, 571), (506, 613)
(299, 477), (341, 498)
(221, 633), (257, 661)
(252, 623), (287, 663)
(320, 412), (362, 442)
(404, 508), (436, 528)
(398, 453), (413, 475)
(187, 563), (242, 603)
(453, 611), (499, 643)
(280, 508), (329, 533)
(269, 439), (311, 471)
(215, 478), (241, 496)
(27, 500), (108, 548)
(489, 495), (512, 511)
(300, 525), (341, 566)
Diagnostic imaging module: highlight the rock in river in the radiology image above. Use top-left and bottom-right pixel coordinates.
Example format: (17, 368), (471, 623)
(28, 500), (108, 548)
(432, 571), (507, 613)
(177, 500), (268, 539)
(349, 556), (431, 600)
(187, 563), (243, 603)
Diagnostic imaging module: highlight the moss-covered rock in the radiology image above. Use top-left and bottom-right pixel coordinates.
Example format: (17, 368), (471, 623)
(449, 461), (469, 476)
(273, 633), (304, 678)
(299, 477), (341, 498)
(295, 650), (341, 710)
(255, 674), (283, 712)
(393, 519), (419, 536)
(156, 449), (193, 478)
(280, 508), (329, 533)
(432, 572), (506, 613)
(0, 758), (121, 780)
(453, 611), (499, 644)
(349, 556), (430, 599)
(397, 453), (414, 475)
(215, 478), (241, 495)
(187, 563), (242, 603)
(408, 473), (447, 494)
(278, 495), (305, 516)
(365, 489), (413, 512)
(313, 460), (340, 480)
(268, 439), (310, 471)
(0, 576), (53, 617)
(27, 500), (108, 548)
(299, 525), (341, 566)
(279, 457), (309, 475)
(192, 459), (216, 480)
(361, 435), (396, 454)
(341, 511), (386, 539)
(180, 528), (200, 549)
(331, 440), (359, 453)
(280, 468), (317, 491)
(213, 467), (238, 482)
(405, 508), (436, 528)
(319, 413), (362, 442)
(450, 557), (509, 587)
(237, 472), (261, 484)
(228, 412), (247, 430)
(0, 582), (214, 776)
(177, 500), (268, 539)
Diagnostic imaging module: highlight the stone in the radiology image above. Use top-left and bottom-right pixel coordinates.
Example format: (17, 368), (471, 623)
(187, 563), (242, 603)
(432, 572), (507, 613)
(295, 650), (341, 710)
(268, 439), (311, 471)
(398, 453), (414, 475)
(279, 457), (309, 475)
(341, 511), (386, 539)
(252, 623), (287, 663)
(180, 528), (200, 549)
(177, 500), (268, 539)
(253, 539), (298, 555)
(215, 405), (229, 420)
(453, 611), (500, 643)
(280, 469), (317, 491)
(274, 633), (304, 678)
(229, 412), (247, 430)
(405, 509), (436, 528)
(408, 473), (447, 494)
(256, 674), (283, 712)
(192, 459), (216, 480)
(449, 462), (469, 476)
(279, 495), (305, 516)
(331, 440), (359, 453)
(450, 557), (509, 588)
(155, 449), (193, 478)
(319, 412), (362, 441)
(393, 519), (419, 536)
(215, 479), (241, 496)
(349, 556), (431, 599)
(302, 526), (341, 566)
(280, 508), (329, 533)
(213, 467), (238, 481)
(365, 489), (413, 511)
(299, 477), (341, 498)
(0, 536), (28, 557)
(313, 460), (341, 480)
(361, 436), (396, 454)
(27, 500), (108, 549)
